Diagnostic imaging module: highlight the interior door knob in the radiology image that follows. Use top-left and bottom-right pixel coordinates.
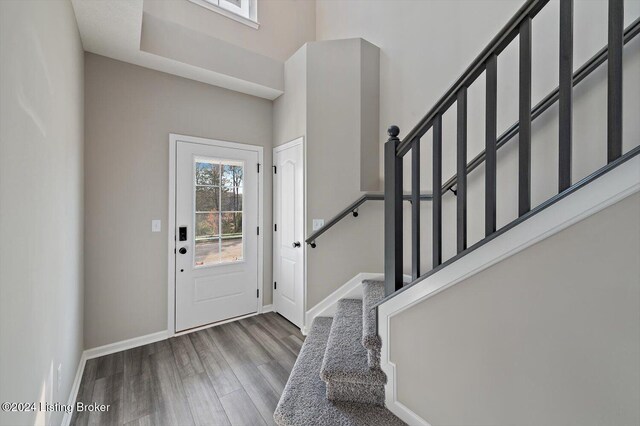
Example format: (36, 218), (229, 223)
(292, 241), (301, 248)
(179, 247), (187, 254)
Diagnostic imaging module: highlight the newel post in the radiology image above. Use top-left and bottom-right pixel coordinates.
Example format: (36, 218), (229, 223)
(384, 125), (403, 297)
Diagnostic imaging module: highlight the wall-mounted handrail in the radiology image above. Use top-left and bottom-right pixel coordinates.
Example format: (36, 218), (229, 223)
(304, 192), (432, 247)
(384, 0), (633, 297)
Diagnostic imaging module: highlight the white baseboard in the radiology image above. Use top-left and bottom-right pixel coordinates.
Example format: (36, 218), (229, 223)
(302, 272), (383, 335)
(84, 330), (170, 360)
(61, 352), (87, 426)
(378, 154), (640, 425)
(261, 304), (274, 313)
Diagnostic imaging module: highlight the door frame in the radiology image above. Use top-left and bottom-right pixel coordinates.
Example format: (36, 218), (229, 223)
(273, 136), (307, 330)
(168, 133), (264, 335)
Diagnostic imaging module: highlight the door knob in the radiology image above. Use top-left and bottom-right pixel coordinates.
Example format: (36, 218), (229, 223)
(292, 241), (301, 248)
(179, 247), (187, 254)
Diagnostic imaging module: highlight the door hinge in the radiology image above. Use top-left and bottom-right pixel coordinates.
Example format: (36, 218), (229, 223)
(273, 165), (277, 174)
(274, 281), (277, 290)
(257, 289), (260, 298)
(257, 163), (261, 173)
(274, 224), (277, 232)
(257, 226), (260, 235)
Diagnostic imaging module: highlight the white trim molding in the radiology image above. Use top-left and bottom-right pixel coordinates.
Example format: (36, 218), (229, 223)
(84, 330), (170, 360)
(378, 155), (640, 425)
(61, 353), (87, 426)
(168, 133), (264, 337)
(187, 0), (259, 29)
(261, 304), (274, 313)
(302, 272), (383, 335)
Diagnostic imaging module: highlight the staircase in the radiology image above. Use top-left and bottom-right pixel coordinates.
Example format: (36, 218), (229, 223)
(274, 280), (405, 425)
(276, 0), (638, 423)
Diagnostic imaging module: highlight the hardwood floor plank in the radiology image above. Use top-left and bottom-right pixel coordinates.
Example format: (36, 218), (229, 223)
(95, 352), (124, 379)
(219, 389), (267, 426)
(257, 361), (289, 395)
(88, 373), (124, 426)
(143, 339), (171, 356)
(242, 322), (296, 372)
(282, 335), (303, 354)
(70, 358), (98, 426)
(208, 324), (279, 425)
(123, 347), (152, 425)
(225, 321), (273, 366)
(263, 313), (303, 340)
(123, 346), (151, 377)
(149, 349), (195, 426)
(123, 414), (152, 426)
(181, 372), (231, 426)
(170, 334), (205, 379)
(189, 329), (242, 398)
(258, 313), (291, 339)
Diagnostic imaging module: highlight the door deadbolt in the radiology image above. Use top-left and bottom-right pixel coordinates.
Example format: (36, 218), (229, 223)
(179, 247), (187, 254)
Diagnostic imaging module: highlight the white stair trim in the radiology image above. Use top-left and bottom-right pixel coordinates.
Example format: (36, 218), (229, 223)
(302, 272), (383, 335)
(378, 155), (640, 426)
(61, 353), (86, 426)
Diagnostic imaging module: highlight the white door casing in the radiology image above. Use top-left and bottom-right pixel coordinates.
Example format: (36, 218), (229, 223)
(173, 136), (261, 332)
(273, 138), (305, 328)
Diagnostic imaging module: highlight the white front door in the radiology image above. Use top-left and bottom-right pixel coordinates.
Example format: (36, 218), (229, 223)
(175, 138), (260, 332)
(273, 138), (304, 328)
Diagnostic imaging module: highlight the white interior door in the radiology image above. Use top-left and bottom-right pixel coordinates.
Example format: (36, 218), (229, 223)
(273, 138), (304, 328)
(175, 139), (259, 332)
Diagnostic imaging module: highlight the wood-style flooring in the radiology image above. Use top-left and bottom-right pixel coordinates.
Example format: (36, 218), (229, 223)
(70, 312), (304, 426)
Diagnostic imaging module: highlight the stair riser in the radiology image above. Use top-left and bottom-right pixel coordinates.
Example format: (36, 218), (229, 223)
(326, 381), (385, 406)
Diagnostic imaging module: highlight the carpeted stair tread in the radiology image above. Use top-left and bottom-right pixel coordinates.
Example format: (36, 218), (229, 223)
(320, 299), (386, 385)
(274, 317), (405, 426)
(362, 280), (384, 368)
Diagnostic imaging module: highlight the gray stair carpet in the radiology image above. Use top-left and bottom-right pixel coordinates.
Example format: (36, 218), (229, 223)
(320, 299), (387, 406)
(274, 317), (405, 426)
(362, 280), (385, 368)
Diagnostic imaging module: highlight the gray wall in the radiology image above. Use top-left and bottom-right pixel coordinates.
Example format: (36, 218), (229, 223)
(84, 53), (273, 349)
(305, 39), (382, 307)
(273, 45), (307, 146)
(390, 193), (640, 425)
(273, 39), (383, 309)
(0, 1), (84, 425)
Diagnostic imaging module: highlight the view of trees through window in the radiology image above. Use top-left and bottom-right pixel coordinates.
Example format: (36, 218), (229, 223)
(194, 160), (243, 266)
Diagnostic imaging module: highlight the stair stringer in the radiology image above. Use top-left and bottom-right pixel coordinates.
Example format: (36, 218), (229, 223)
(377, 155), (640, 426)
(303, 272), (382, 335)
(303, 272), (412, 335)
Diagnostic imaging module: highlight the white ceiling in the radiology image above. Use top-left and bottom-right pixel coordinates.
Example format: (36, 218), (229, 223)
(70, 0), (283, 100)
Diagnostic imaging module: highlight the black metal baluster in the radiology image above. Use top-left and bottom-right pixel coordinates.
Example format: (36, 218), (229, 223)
(457, 88), (468, 253)
(485, 54), (498, 236)
(519, 17), (532, 216)
(559, 0), (574, 192)
(384, 126), (403, 296)
(608, 0), (623, 163)
(433, 116), (442, 268)
(411, 138), (420, 280)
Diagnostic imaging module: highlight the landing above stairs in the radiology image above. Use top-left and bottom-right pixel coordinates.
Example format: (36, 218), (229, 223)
(274, 317), (405, 426)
